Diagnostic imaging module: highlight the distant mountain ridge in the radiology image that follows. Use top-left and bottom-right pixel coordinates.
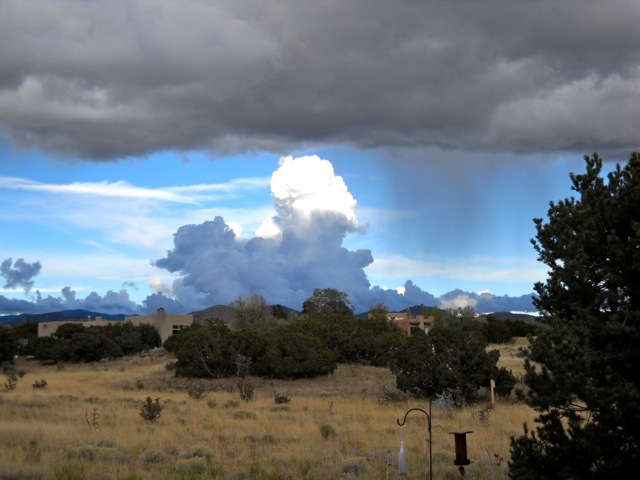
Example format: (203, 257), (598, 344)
(383, 305), (541, 321)
(190, 305), (233, 324)
(0, 309), (128, 327)
(0, 305), (542, 328)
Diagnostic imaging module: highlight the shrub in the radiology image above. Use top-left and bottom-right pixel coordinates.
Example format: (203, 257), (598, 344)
(32, 379), (48, 389)
(481, 318), (512, 343)
(69, 329), (123, 362)
(222, 400), (240, 409)
(494, 366), (517, 397)
(188, 381), (206, 400)
(319, 424), (336, 440)
(61, 446), (96, 462)
(0, 328), (19, 363)
(237, 380), (255, 402)
(95, 439), (115, 448)
(434, 390), (460, 410)
(139, 397), (162, 422)
(62, 444), (129, 466)
(504, 318), (543, 337)
(170, 321), (237, 378)
(472, 403), (494, 422)
(174, 457), (207, 476)
(273, 391), (290, 404)
(377, 384), (408, 405)
(233, 410), (257, 420)
(117, 474), (143, 480)
(261, 331), (336, 379)
(185, 445), (214, 460)
(0, 466), (46, 480)
(247, 463), (290, 480)
(53, 464), (87, 480)
(269, 405), (289, 412)
(341, 457), (370, 476)
(4, 370), (18, 391)
(1, 361), (15, 374)
(138, 450), (165, 465)
(392, 327), (499, 403)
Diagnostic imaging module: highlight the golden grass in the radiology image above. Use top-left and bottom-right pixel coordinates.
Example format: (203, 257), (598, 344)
(491, 336), (531, 377)
(0, 340), (536, 479)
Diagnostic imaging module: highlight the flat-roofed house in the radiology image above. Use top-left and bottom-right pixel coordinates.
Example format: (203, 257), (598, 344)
(125, 307), (193, 343)
(38, 307), (193, 344)
(386, 311), (435, 336)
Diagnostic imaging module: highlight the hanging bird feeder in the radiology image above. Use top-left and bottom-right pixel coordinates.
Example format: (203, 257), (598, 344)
(448, 430), (473, 476)
(396, 406), (433, 480)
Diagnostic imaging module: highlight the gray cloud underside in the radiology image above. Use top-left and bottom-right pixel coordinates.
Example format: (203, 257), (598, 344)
(1, 258), (42, 291)
(2, 0), (639, 161)
(153, 215), (377, 312)
(0, 286), (535, 317)
(150, 215), (535, 315)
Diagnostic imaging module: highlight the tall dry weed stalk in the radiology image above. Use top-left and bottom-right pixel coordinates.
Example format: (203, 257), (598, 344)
(85, 407), (99, 428)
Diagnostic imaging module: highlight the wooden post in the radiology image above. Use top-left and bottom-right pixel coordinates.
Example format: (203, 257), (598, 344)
(490, 379), (495, 405)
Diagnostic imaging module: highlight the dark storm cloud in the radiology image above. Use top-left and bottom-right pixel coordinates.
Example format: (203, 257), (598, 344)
(1, 258), (42, 292)
(0, 286), (142, 315)
(1, 1), (639, 160)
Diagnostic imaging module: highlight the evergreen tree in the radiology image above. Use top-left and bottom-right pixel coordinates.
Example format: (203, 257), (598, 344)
(68, 328), (122, 362)
(302, 288), (354, 317)
(170, 320), (237, 378)
(391, 326), (506, 403)
(262, 330), (336, 379)
(0, 327), (19, 363)
(509, 153), (640, 479)
(231, 328), (269, 376)
(229, 294), (281, 333)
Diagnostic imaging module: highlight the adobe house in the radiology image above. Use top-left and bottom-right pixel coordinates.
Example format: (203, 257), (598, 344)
(125, 307), (193, 343)
(385, 311), (435, 336)
(38, 317), (114, 337)
(37, 307), (193, 344)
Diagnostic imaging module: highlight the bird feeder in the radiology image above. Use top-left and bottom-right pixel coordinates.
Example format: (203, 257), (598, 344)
(397, 407), (433, 479)
(448, 430), (473, 466)
(396, 408), (474, 479)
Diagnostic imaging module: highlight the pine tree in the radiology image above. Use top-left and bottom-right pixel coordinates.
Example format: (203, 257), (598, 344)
(509, 153), (640, 479)
(392, 326), (505, 403)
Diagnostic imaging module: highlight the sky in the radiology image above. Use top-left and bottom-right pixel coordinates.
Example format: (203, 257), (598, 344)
(1, 0), (638, 315)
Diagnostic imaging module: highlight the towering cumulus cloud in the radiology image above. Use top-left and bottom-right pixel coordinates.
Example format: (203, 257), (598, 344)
(154, 156), (377, 312)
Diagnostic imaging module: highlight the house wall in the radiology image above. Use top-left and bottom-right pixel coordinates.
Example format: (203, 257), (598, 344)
(125, 308), (193, 343)
(37, 308), (193, 344)
(386, 312), (435, 336)
(37, 318), (112, 337)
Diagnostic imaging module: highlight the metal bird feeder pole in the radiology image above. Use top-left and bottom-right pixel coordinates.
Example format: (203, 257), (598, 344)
(396, 403), (433, 480)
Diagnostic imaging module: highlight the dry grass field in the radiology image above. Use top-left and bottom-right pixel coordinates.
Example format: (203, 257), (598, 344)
(1, 339), (535, 480)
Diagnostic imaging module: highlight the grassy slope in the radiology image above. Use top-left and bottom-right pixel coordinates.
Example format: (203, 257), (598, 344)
(0, 340), (534, 479)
